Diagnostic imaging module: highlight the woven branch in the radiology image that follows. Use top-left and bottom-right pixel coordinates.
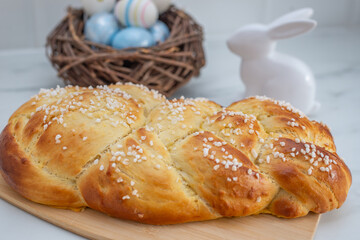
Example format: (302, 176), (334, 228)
(46, 6), (206, 96)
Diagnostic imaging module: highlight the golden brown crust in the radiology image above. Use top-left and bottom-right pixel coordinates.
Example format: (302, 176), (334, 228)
(0, 125), (84, 207)
(170, 131), (278, 217)
(0, 84), (352, 224)
(268, 190), (308, 218)
(77, 128), (217, 224)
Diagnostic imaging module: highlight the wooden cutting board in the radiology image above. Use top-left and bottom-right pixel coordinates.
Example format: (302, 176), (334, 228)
(0, 176), (320, 240)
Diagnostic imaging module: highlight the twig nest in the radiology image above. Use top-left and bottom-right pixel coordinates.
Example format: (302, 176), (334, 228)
(46, 7), (205, 96)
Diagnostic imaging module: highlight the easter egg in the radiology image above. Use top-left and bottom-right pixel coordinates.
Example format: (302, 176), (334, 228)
(114, 0), (159, 28)
(150, 21), (170, 43)
(81, 0), (116, 15)
(152, 0), (171, 14)
(111, 27), (155, 49)
(85, 12), (120, 45)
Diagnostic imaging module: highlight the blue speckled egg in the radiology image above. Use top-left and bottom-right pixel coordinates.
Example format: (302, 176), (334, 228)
(150, 21), (170, 43)
(111, 27), (155, 49)
(84, 12), (120, 45)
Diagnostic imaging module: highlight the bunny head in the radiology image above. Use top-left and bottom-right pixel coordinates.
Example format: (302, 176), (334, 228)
(227, 24), (274, 59)
(227, 8), (317, 59)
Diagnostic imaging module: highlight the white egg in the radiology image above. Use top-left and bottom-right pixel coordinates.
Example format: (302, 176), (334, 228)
(81, 0), (116, 16)
(114, 0), (159, 28)
(152, 0), (171, 13)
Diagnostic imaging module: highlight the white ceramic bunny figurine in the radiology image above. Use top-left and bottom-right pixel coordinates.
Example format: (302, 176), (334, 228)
(227, 8), (320, 114)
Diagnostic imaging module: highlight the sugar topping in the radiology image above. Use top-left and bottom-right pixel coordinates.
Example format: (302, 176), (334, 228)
(254, 96), (305, 118)
(151, 97), (209, 129)
(26, 84), (342, 201)
(262, 138), (338, 178)
(122, 195), (130, 200)
(29, 84), (149, 155)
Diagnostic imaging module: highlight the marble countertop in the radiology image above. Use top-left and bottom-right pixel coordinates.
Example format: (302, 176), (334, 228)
(0, 27), (359, 239)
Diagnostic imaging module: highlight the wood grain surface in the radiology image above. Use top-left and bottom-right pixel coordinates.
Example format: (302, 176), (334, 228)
(0, 176), (320, 240)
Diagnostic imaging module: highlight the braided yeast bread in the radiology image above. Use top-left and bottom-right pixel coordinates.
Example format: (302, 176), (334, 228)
(0, 84), (351, 224)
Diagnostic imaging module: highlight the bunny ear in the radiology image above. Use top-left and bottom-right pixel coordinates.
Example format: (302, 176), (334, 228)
(268, 19), (316, 40)
(271, 8), (314, 26)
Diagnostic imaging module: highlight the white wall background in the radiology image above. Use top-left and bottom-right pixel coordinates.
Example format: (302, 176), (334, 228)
(0, 0), (359, 50)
